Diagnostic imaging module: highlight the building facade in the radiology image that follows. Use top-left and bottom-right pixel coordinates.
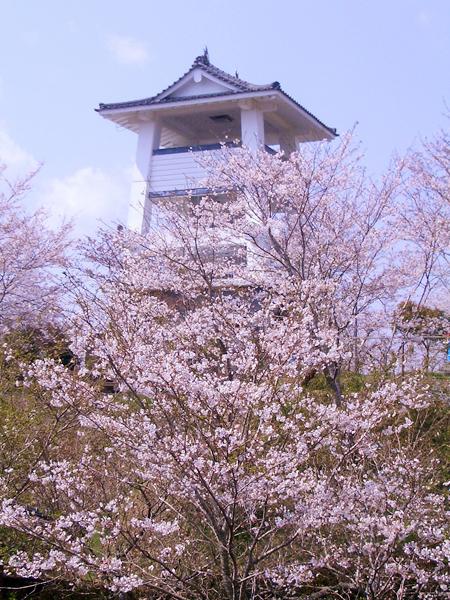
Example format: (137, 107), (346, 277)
(97, 50), (336, 234)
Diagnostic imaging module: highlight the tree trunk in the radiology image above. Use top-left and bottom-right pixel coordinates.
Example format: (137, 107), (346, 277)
(324, 363), (343, 406)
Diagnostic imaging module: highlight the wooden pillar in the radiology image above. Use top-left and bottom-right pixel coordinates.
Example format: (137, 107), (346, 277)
(240, 102), (265, 152)
(279, 132), (297, 156)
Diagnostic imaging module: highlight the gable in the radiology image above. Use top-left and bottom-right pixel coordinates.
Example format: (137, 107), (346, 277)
(156, 66), (240, 102)
(169, 76), (234, 99)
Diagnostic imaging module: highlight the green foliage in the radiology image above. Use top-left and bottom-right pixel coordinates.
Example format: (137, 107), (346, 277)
(396, 300), (450, 336)
(2, 325), (71, 366)
(304, 370), (375, 394)
(0, 326), (79, 587)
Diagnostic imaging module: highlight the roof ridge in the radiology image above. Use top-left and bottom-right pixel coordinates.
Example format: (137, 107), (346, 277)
(191, 55), (276, 92)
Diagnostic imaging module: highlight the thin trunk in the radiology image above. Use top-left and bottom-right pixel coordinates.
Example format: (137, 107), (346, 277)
(353, 316), (359, 373)
(401, 341), (405, 377)
(217, 530), (235, 600)
(324, 363), (343, 406)
(423, 341), (430, 372)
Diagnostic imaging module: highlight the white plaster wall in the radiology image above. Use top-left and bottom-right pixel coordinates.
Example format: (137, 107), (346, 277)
(170, 78), (230, 98)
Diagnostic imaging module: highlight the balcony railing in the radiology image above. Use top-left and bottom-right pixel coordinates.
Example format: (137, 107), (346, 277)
(153, 141), (241, 156)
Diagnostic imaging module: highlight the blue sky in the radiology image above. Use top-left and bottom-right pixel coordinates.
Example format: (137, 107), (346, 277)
(0, 0), (449, 235)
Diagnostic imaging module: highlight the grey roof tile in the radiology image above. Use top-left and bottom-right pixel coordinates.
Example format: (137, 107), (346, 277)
(97, 53), (337, 137)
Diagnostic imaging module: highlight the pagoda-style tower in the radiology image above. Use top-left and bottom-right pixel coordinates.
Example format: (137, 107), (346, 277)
(97, 51), (336, 233)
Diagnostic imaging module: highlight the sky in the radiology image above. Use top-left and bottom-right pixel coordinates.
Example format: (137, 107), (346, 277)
(0, 0), (449, 236)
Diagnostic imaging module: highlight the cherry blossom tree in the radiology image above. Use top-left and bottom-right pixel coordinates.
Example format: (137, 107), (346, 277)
(395, 301), (450, 373)
(0, 165), (71, 331)
(399, 121), (450, 306)
(0, 140), (448, 599)
(385, 123), (450, 375)
(200, 136), (422, 379)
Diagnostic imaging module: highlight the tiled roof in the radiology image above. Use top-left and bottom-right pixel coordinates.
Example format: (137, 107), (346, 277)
(97, 53), (337, 137)
(97, 53), (279, 111)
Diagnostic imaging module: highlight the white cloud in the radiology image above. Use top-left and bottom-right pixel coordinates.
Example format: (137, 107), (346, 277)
(0, 125), (130, 239)
(39, 166), (130, 238)
(107, 34), (150, 66)
(0, 125), (38, 175)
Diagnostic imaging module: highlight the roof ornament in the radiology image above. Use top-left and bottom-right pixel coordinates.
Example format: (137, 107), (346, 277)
(194, 47), (210, 67)
(235, 70), (239, 79)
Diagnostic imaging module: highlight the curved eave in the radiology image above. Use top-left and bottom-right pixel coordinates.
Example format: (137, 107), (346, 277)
(96, 89), (337, 140)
